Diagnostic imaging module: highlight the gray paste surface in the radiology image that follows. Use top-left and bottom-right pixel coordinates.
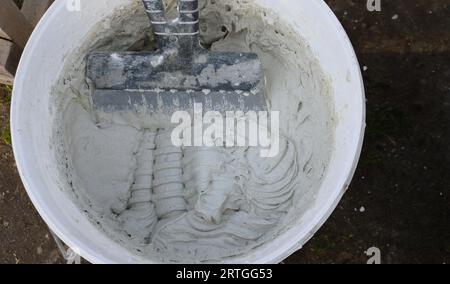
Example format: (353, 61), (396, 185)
(51, 0), (335, 262)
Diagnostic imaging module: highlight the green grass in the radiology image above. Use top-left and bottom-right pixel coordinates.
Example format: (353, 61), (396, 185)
(0, 123), (11, 145)
(0, 84), (12, 145)
(0, 85), (12, 98)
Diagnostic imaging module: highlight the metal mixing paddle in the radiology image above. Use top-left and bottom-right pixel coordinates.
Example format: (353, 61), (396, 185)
(86, 0), (267, 119)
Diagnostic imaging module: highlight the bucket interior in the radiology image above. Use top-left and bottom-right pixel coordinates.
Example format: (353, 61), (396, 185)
(12, 0), (364, 263)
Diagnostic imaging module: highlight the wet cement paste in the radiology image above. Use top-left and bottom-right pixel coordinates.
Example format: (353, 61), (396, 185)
(51, 0), (335, 263)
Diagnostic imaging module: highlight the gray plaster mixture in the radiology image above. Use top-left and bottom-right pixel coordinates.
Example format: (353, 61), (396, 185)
(51, 0), (335, 263)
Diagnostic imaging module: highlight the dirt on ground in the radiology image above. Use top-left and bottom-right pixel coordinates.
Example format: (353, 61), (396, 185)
(0, 0), (449, 264)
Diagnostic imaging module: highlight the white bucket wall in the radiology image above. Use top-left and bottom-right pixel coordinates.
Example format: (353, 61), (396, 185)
(11, 0), (365, 263)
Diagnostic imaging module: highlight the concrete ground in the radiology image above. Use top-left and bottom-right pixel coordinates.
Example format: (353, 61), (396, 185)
(0, 0), (449, 264)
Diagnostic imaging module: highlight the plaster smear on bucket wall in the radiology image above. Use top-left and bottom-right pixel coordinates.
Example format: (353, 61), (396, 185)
(50, 0), (335, 262)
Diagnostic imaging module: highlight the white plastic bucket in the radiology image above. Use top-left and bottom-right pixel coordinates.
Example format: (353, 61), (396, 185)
(11, 0), (365, 263)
